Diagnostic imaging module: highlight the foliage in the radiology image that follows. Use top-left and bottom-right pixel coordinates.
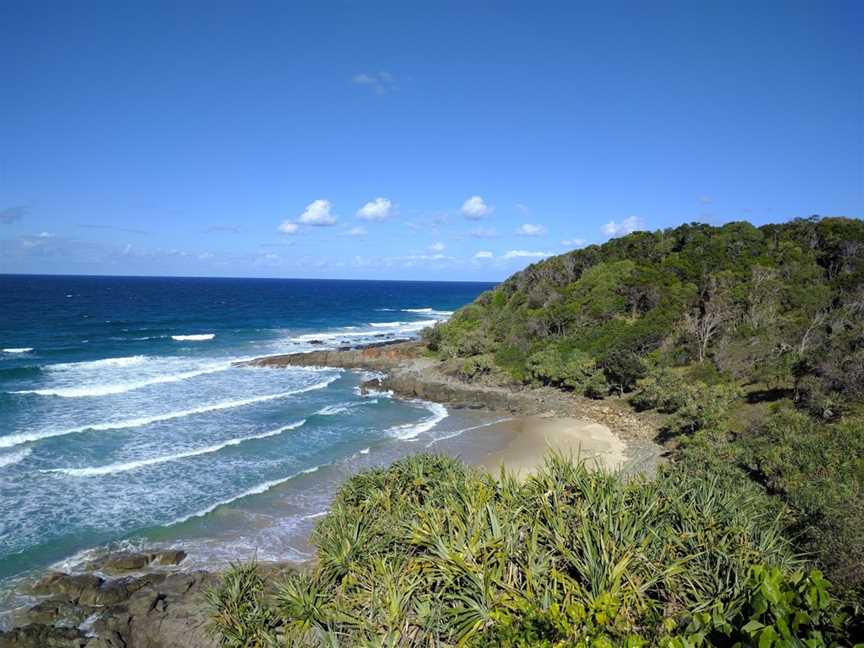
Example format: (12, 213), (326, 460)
(207, 561), (279, 647)
(431, 217), (864, 599)
(433, 217), (864, 406)
(208, 454), (862, 646)
(459, 354), (495, 382)
(526, 345), (605, 395)
(631, 368), (689, 412)
(735, 408), (864, 596)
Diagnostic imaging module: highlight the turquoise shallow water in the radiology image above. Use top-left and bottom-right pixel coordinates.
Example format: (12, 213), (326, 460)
(0, 275), (494, 588)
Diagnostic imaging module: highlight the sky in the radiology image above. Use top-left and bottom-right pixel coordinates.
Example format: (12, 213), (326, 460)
(0, 1), (862, 281)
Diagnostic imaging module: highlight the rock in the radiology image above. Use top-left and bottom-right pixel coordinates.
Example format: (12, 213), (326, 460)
(0, 624), (86, 648)
(32, 572), (104, 602)
(100, 551), (151, 573)
(154, 549), (187, 566)
(90, 571), (220, 648)
(23, 596), (95, 627)
(11, 568), (219, 648)
(80, 573), (167, 606)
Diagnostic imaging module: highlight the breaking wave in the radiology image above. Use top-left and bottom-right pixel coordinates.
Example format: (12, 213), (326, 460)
(46, 420), (307, 477)
(0, 375), (338, 449)
(385, 401), (448, 439)
(171, 334), (215, 342)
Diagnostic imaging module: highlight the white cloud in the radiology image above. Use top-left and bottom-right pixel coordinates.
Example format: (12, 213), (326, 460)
(297, 199), (337, 226)
(346, 226), (367, 237)
(516, 223), (546, 236)
(403, 253), (447, 262)
(473, 250), (494, 259)
(357, 197), (395, 221)
(504, 250), (552, 259)
(278, 221), (299, 235)
(461, 195), (492, 219)
(560, 238), (586, 247)
(470, 226), (497, 239)
(601, 216), (644, 237)
(429, 241), (445, 252)
(352, 72), (397, 94)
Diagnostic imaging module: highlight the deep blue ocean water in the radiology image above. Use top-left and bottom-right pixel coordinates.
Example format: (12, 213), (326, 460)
(0, 275), (495, 592)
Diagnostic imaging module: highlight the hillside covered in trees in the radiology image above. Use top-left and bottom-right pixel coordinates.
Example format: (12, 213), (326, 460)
(426, 217), (864, 598)
(211, 218), (864, 646)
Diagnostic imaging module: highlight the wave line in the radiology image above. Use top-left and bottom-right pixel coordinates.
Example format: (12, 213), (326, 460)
(45, 420), (306, 477)
(0, 375), (338, 449)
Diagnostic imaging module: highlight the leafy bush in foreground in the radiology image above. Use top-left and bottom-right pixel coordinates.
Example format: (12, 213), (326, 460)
(209, 454), (856, 646)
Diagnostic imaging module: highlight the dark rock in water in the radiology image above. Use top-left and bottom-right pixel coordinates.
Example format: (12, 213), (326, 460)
(309, 339), (324, 345)
(154, 549), (187, 566)
(100, 551), (150, 573)
(84, 549), (187, 574)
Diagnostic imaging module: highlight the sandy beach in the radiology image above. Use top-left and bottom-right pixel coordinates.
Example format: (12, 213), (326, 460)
(476, 415), (628, 478)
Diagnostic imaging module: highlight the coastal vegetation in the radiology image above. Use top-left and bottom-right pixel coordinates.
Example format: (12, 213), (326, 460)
(424, 217), (864, 602)
(211, 217), (864, 645)
(210, 455), (857, 645)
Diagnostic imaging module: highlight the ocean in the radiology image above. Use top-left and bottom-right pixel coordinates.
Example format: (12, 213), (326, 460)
(0, 275), (501, 601)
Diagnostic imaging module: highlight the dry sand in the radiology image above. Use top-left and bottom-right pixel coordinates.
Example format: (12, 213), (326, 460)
(477, 415), (627, 479)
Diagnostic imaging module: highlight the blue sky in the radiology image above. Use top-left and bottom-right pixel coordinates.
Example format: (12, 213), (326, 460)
(1, 1), (861, 280)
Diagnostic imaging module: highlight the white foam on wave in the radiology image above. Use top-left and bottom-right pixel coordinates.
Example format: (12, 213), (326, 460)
(0, 448), (31, 469)
(48, 355), (147, 371)
(385, 400), (449, 440)
(315, 399), (377, 416)
(171, 334), (215, 342)
(14, 362), (232, 398)
(425, 418), (513, 448)
(46, 420), (307, 477)
(2, 348), (33, 354)
(355, 386), (393, 398)
(369, 319), (438, 329)
(169, 464), (325, 526)
(0, 375), (339, 449)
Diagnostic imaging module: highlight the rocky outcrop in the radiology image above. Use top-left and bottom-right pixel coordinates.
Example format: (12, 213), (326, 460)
(83, 550), (187, 575)
(243, 339), (424, 371)
(1, 557), (217, 648)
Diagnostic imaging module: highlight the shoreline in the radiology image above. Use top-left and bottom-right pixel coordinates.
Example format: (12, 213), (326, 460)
(2, 341), (664, 647)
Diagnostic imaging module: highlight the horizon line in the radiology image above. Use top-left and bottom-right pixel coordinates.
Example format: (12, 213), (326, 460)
(0, 272), (499, 285)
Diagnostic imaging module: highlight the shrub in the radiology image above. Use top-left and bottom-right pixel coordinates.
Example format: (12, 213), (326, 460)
(671, 381), (742, 435)
(599, 349), (646, 395)
(631, 367), (688, 412)
(459, 354), (494, 382)
(206, 454), (858, 646)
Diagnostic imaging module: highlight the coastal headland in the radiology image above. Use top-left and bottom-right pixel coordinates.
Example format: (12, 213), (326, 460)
(1, 340), (662, 647)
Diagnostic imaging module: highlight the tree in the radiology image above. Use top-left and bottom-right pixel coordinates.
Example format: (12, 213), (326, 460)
(684, 274), (736, 363)
(598, 350), (645, 396)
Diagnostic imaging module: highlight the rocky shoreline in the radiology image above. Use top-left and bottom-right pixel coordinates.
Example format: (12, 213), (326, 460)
(2, 341), (664, 646)
(245, 340), (664, 474)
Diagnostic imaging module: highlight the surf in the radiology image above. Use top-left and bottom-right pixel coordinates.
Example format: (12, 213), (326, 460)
(46, 420), (307, 477)
(0, 375), (339, 449)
